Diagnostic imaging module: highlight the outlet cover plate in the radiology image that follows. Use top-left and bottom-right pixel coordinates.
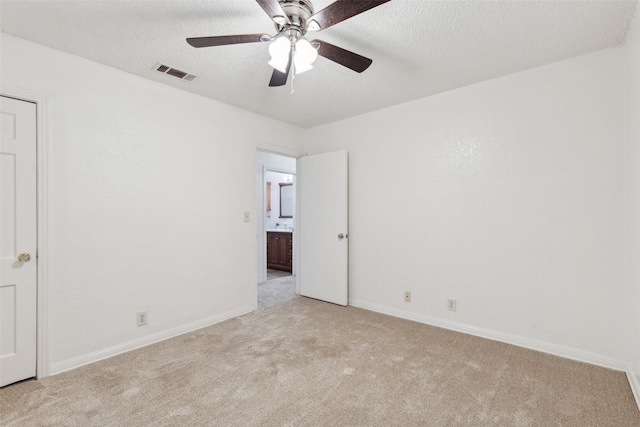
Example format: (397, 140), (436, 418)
(137, 311), (148, 326)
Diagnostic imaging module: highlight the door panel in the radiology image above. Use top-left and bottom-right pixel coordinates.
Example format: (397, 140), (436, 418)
(276, 236), (288, 268)
(1, 96), (37, 387)
(298, 150), (348, 306)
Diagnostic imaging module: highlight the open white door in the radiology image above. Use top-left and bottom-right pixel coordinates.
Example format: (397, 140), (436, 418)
(298, 150), (348, 306)
(1, 96), (37, 387)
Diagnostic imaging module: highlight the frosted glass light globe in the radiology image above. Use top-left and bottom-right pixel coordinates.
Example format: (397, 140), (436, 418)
(293, 38), (318, 74)
(268, 37), (291, 72)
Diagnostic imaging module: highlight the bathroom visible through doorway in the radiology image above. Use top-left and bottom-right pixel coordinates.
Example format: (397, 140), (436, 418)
(256, 151), (296, 307)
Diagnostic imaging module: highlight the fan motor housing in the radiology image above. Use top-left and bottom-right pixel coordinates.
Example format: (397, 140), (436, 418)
(279, 0), (314, 28)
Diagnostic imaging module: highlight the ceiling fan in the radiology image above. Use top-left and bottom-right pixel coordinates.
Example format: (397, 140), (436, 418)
(186, 0), (392, 87)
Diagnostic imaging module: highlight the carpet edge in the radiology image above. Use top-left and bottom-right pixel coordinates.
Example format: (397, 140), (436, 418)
(348, 298), (625, 370)
(49, 305), (255, 376)
(627, 366), (640, 413)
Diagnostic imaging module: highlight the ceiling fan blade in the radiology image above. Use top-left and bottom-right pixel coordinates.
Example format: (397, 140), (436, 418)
(256, 0), (291, 25)
(269, 68), (288, 87)
(312, 39), (373, 73)
(306, 0), (391, 31)
(269, 49), (293, 87)
(186, 34), (269, 48)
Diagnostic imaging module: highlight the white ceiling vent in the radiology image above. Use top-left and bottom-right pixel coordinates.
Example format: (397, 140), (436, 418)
(153, 63), (197, 82)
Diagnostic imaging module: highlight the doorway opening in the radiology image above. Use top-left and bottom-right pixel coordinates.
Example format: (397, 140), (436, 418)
(256, 150), (297, 309)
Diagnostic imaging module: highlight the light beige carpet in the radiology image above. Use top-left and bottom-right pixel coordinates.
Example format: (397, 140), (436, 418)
(258, 276), (297, 309)
(2, 296), (639, 426)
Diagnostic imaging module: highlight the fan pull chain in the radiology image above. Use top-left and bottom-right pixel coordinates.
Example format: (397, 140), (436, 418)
(290, 47), (296, 95)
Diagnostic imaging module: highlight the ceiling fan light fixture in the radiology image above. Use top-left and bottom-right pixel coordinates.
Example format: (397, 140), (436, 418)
(293, 38), (318, 74)
(187, 0), (392, 88)
(294, 60), (313, 74)
(307, 19), (321, 32)
(268, 37), (292, 72)
(268, 57), (289, 73)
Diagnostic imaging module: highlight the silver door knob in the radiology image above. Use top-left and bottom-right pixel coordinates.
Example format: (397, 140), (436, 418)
(338, 233), (345, 240)
(18, 253), (32, 262)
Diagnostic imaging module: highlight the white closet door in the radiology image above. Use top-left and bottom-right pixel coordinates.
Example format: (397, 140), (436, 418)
(1, 96), (37, 387)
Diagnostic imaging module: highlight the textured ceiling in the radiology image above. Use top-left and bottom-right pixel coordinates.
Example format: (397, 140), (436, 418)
(0, 0), (637, 128)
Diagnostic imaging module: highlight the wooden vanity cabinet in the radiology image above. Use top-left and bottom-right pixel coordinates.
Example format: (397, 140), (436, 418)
(266, 231), (293, 272)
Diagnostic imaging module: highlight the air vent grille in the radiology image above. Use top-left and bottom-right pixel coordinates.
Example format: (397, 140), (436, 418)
(166, 68), (188, 79)
(153, 63), (197, 82)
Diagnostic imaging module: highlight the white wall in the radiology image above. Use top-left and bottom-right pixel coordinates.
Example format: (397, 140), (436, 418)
(305, 47), (631, 367)
(623, 7), (640, 384)
(1, 33), (305, 371)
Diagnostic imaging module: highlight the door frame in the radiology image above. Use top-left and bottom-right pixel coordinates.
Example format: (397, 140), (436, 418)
(1, 86), (52, 379)
(252, 142), (302, 310)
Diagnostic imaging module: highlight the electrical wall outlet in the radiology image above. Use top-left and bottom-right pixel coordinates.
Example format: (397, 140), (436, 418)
(137, 311), (148, 326)
(404, 291), (411, 302)
(447, 298), (457, 312)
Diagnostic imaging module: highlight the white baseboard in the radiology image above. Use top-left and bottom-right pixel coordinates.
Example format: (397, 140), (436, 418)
(50, 306), (254, 375)
(627, 366), (640, 412)
(349, 298), (626, 371)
